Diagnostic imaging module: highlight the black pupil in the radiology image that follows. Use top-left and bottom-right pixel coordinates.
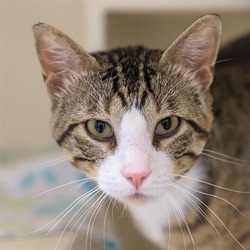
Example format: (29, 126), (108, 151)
(161, 118), (172, 130)
(95, 121), (106, 134)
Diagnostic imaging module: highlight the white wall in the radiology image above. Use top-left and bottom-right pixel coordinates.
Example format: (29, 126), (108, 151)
(107, 12), (250, 49)
(0, 0), (82, 161)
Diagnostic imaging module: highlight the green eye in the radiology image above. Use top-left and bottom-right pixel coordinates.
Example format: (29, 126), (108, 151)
(155, 116), (180, 137)
(86, 119), (113, 140)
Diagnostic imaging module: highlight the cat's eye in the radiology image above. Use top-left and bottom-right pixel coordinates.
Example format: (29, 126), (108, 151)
(155, 116), (180, 137)
(86, 119), (113, 140)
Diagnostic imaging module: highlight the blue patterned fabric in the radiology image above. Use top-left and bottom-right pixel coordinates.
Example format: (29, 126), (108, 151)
(0, 150), (120, 249)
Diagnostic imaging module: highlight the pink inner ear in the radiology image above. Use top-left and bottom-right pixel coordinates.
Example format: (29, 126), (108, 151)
(39, 59), (62, 92)
(188, 37), (218, 88)
(38, 45), (67, 91)
(160, 15), (221, 89)
(33, 23), (99, 99)
(36, 34), (81, 93)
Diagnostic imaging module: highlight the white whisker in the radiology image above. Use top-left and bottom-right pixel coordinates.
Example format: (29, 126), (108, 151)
(65, 178), (97, 196)
(170, 174), (250, 194)
(103, 198), (113, 250)
(119, 203), (127, 220)
(202, 152), (246, 166)
(48, 187), (100, 237)
(110, 197), (118, 226)
(161, 197), (171, 250)
(32, 177), (96, 198)
(203, 149), (247, 163)
(180, 182), (249, 219)
(54, 187), (102, 250)
(22, 189), (93, 237)
(168, 192), (198, 250)
(65, 191), (105, 250)
(88, 194), (107, 250)
(36, 157), (68, 170)
(81, 192), (107, 250)
(172, 183), (220, 236)
(175, 183), (246, 250)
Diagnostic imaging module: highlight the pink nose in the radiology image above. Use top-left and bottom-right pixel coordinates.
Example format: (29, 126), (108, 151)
(122, 170), (150, 189)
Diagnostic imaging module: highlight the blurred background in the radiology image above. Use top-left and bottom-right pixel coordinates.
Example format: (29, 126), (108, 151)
(0, 1), (250, 249)
(1, 0), (250, 163)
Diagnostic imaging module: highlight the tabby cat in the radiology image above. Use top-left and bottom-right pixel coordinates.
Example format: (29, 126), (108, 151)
(33, 15), (250, 249)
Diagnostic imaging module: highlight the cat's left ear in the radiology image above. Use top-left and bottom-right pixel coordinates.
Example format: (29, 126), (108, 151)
(160, 14), (221, 89)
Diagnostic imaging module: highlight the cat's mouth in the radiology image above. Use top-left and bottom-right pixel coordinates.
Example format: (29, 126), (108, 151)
(124, 193), (153, 204)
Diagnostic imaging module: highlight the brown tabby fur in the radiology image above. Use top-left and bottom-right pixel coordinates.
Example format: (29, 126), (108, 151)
(33, 15), (250, 249)
(165, 48), (250, 249)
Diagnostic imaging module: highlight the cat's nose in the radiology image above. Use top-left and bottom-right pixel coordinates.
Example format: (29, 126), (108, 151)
(122, 170), (151, 189)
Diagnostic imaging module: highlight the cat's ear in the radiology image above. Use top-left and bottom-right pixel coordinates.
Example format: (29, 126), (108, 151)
(160, 15), (221, 89)
(32, 23), (99, 99)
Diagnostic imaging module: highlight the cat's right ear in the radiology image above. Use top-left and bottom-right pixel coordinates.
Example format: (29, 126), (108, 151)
(32, 23), (99, 100)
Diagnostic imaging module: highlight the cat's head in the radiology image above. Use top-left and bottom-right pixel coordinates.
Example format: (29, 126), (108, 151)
(33, 15), (221, 205)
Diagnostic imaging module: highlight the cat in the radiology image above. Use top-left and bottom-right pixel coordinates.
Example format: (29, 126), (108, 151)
(32, 14), (250, 249)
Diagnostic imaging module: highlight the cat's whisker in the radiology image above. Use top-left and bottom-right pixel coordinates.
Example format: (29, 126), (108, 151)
(166, 191), (198, 250)
(36, 156), (68, 170)
(161, 197), (172, 250)
(172, 183), (221, 237)
(174, 185), (220, 248)
(215, 58), (234, 65)
(89, 194), (108, 250)
(174, 183), (246, 250)
(106, 196), (116, 225)
(82, 192), (107, 250)
(65, 178), (98, 196)
(173, 193), (199, 250)
(65, 190), (105, 250)
(48, 186), (101, 238)
(22, 188), (97, 237)
(171, 185), (205, 224)
(170, 174), (250, 194)
(181, 59), (233, 90)
(68, 190), (103, 239)
(196, 58), (233, 75)
(180, 181), (249, 219)
(54, 187), (102, 250)
(119, 202), (127, 220)
(202, 152), (247, 166)
(65, 181), (87, 196)
(202, 149), (247, 163)
(109, 198), (115, 227)
(32, 177), (97, 198)
(102, 197), (113, 250)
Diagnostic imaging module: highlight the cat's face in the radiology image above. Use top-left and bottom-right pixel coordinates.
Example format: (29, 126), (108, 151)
(33, 15), (221, 205)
